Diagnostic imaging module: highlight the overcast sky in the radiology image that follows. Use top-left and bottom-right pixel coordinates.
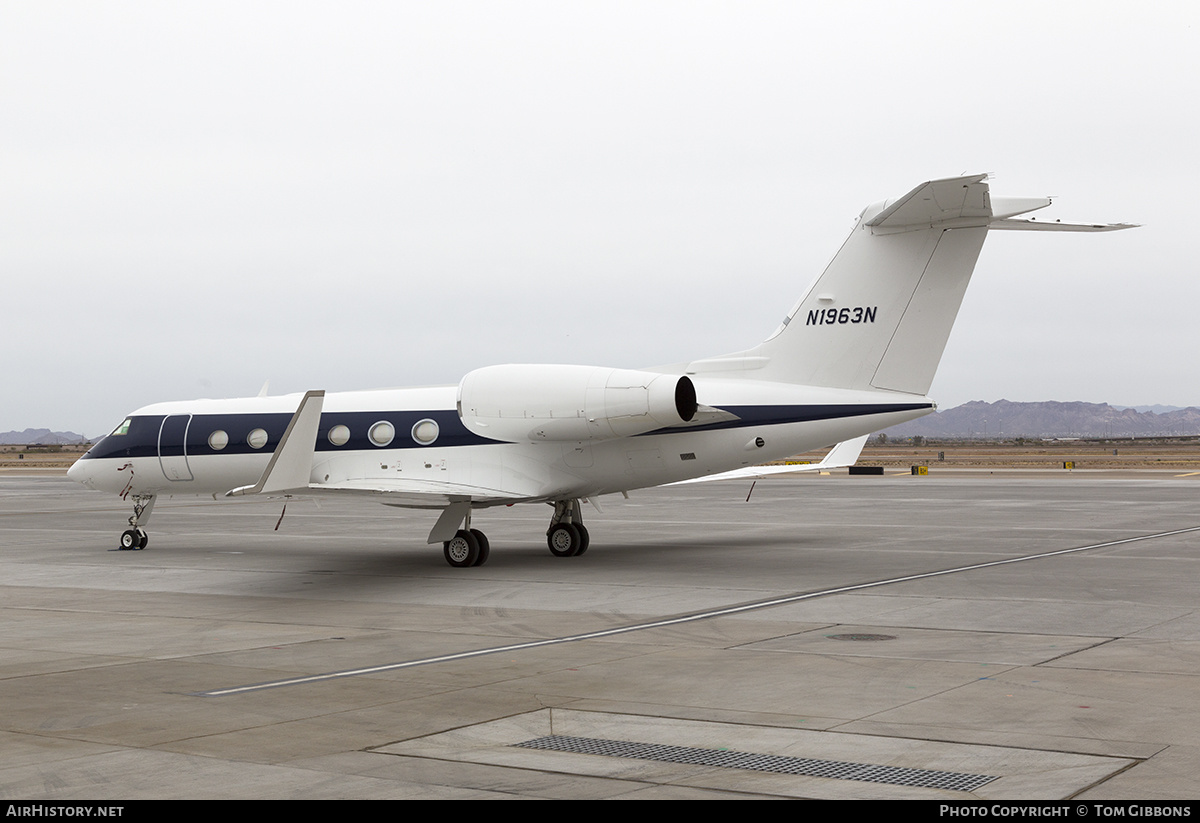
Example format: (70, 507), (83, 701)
(3, 1), (1196, 436)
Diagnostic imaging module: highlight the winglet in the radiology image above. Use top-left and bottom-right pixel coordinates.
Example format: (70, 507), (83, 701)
(668, 434), (869, 485)
(814, 434), (868, 470)
(226, 391), (325, 497)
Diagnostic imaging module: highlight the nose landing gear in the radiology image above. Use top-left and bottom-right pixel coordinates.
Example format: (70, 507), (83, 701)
(119, 528), (147, 550)
(117, 495), (155, 551)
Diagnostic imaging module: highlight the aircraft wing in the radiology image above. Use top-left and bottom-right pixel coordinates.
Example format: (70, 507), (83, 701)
(670, 435), (869, 484)
(225, 390), (541, 508)
(231, 464), (537, 509)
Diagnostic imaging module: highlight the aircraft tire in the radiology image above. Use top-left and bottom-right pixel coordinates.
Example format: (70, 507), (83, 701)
(470, 529), (490, 566)
(547, 523), (582, 557)
(137, 529), (149, 550)
(119, 529), (141, 551)
(574, 524), (589, 556)
(444, 530), (480, 567)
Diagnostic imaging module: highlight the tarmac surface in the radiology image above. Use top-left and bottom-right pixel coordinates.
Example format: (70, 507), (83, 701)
(2, 470), (1199, 799)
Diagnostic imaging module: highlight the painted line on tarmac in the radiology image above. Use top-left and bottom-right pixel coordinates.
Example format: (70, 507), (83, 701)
(197, 524), (1200, 696)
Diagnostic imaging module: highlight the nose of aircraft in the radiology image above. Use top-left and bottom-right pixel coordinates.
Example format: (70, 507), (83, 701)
(67, 457), (94, 489)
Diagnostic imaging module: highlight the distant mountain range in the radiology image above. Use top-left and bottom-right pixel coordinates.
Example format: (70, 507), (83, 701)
(880, 400), (1200, 439)
(0, 429), (89, 446)
(4, 401), (1199, 445)
(1112, 405), (1189, 415)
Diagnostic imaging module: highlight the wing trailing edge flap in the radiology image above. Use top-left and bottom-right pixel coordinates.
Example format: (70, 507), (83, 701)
(670, 435), (869, 485)
(314, 477), (537, 507)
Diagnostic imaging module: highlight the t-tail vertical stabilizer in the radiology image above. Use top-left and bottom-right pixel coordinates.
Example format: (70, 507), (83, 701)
(686, 175), (1134, 396)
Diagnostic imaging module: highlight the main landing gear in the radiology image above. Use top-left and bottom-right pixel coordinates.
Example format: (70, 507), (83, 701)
(439, 498), (591, 567)
(441, 507), (491, 567)
(443, 528), (491, 568)
(546, 499), (589, 558)
(118, 494), (156, 551)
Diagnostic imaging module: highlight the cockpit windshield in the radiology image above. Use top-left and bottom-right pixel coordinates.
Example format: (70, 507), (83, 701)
(110, 418), (132, 436)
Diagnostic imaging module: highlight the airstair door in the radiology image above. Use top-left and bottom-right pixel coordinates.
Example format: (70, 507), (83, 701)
(158, 415), (194, 481)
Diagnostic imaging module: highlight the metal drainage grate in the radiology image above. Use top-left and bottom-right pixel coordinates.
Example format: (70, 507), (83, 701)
(513, 734), (997, 792)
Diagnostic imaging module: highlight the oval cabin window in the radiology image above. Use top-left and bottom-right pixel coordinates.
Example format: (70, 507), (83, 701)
(368, 421), (394, 447)
(411, 418), (439, 445)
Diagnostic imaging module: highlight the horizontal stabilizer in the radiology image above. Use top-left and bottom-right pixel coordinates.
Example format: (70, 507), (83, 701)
(989, 196), (1052, 220)
(989, 218), (1139, 232)
(865, 174), (990, 229)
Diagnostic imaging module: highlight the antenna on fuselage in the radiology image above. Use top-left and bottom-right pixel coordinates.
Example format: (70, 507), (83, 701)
(257, 380), (270, 398)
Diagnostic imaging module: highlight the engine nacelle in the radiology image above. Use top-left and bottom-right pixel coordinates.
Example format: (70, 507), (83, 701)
(458, 364), (697, 443)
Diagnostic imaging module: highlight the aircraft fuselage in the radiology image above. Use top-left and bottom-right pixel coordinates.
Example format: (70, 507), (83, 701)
(70, 380), (934, 505)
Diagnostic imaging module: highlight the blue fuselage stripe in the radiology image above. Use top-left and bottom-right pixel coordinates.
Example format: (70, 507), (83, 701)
(80, 403), (931, 461)
(653, 402), (932, 434)
(83, 410), (492, 461)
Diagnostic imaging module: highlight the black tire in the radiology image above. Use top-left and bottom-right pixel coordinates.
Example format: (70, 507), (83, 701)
(469, 529), (490, 566)
(443, 529), (480, 567)
(119, 529), (140, 551)
(136, 528), (148, 550)
(574, 523), (590, 556)
(547, 523), (581, 557)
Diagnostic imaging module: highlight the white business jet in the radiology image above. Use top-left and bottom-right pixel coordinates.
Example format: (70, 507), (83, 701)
(68, 174), (1133, 566)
